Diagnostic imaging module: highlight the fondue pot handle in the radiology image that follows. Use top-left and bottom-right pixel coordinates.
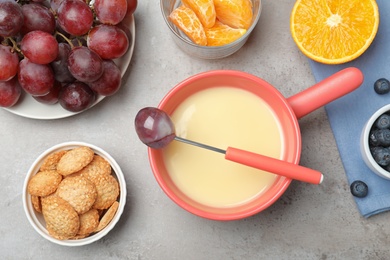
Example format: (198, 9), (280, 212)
(225, 147), (323, 184)
(286, 67), (364, 119)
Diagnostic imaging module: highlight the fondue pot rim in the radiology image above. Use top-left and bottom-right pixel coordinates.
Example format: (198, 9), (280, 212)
(148, 68), (363, 220)
(149, 70), (300, 220)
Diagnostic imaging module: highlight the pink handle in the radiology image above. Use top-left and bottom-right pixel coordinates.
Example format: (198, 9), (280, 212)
(287, 67), (364, 119)
(225, 147), (323, 185)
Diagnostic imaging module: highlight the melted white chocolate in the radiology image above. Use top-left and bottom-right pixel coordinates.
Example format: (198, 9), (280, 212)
(163, 87), (283, 208)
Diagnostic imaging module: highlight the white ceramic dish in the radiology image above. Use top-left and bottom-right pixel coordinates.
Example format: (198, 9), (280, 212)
(22, 141), (127, 246)
(4, 14), (136, 120)
(361, 104), (390, 179)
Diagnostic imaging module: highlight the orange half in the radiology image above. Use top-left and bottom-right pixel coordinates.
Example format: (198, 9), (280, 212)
(290, 0), (379, 64)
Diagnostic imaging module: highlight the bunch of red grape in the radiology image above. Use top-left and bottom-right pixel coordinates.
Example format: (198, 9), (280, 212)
(0, 0), (137, 112)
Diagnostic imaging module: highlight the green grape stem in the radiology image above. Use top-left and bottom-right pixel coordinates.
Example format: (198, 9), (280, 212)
(2, 37), (23, 59)
(54, 31), (75, 48)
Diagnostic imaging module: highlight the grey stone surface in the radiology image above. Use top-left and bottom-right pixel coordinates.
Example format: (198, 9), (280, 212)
(1, 0), (389, 259)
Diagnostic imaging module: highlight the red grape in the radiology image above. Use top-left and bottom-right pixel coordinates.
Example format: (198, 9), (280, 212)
(33, 80), (62, 104)
(57, 0), (93, 36)
(67, 46), (103, 82)
(94, 0), (127, 25)
(54, 19), (70, 41)
(0, 0), (24, 37)
(88, 60), (121, 96)
(18, 58), (55, 96)
(0, 76), (22, 107)
(20, 3), (56, 35)
(126, 0), (137, 15)
(135, 107), (176, 149)
(0, 0), (132, 112)
(50, 0), (64, 12)
(21, 30), (59, 64)
(59, 82), (96, 112)
(0, 45), (19, 81)
(51, 42), (75, 83)
(87, 24), (129, 59)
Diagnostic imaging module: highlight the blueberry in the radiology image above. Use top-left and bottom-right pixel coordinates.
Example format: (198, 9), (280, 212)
(371, 129), (390, 146)
(369, 131), (380, 146)
(375, 114), (390, 129)
(350, 180), (368, 198)
(370, 146), (390, 166)
(374, 78), (390, 94)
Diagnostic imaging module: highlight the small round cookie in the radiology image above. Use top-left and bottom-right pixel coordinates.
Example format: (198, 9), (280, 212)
(40, 150), (67, 171)
(72, 234), (89, 240)
(73, 155), (112, 181)
(92, 174), (120, 210)
(56, 146), (94, 176)
(47, 226), (78, 240)
(31, 195), (42, 213)
(95, 201), (119, 232)
(27, 170), (62, 197)
(78, 209), (99, 236)
(56, 175), (97, 215)
(41, 196), (80, 239)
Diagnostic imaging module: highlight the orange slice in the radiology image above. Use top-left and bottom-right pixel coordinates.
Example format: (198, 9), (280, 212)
(169, 5), (207, 46)
(181, 0), (216, 28)
(205, 20), (246, 46)
(213, 0), (253, 30)
(290, 0), (379, 64)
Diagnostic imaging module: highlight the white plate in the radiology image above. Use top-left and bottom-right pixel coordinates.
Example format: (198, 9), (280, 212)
(4, 14), (136, 120)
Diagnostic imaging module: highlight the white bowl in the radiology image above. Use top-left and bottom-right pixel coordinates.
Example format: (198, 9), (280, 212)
(22, 141), (127, 246)
(361, 104), (390, 180)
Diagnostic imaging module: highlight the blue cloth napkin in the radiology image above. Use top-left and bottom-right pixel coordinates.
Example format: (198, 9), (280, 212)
(307, 0), (390, 217)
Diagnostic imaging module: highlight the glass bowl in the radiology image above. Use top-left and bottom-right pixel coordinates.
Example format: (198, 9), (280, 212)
(160, 0), (262, 59)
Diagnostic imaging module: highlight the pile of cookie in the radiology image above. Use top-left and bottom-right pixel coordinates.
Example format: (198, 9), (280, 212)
(27, 146), (120, 240)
